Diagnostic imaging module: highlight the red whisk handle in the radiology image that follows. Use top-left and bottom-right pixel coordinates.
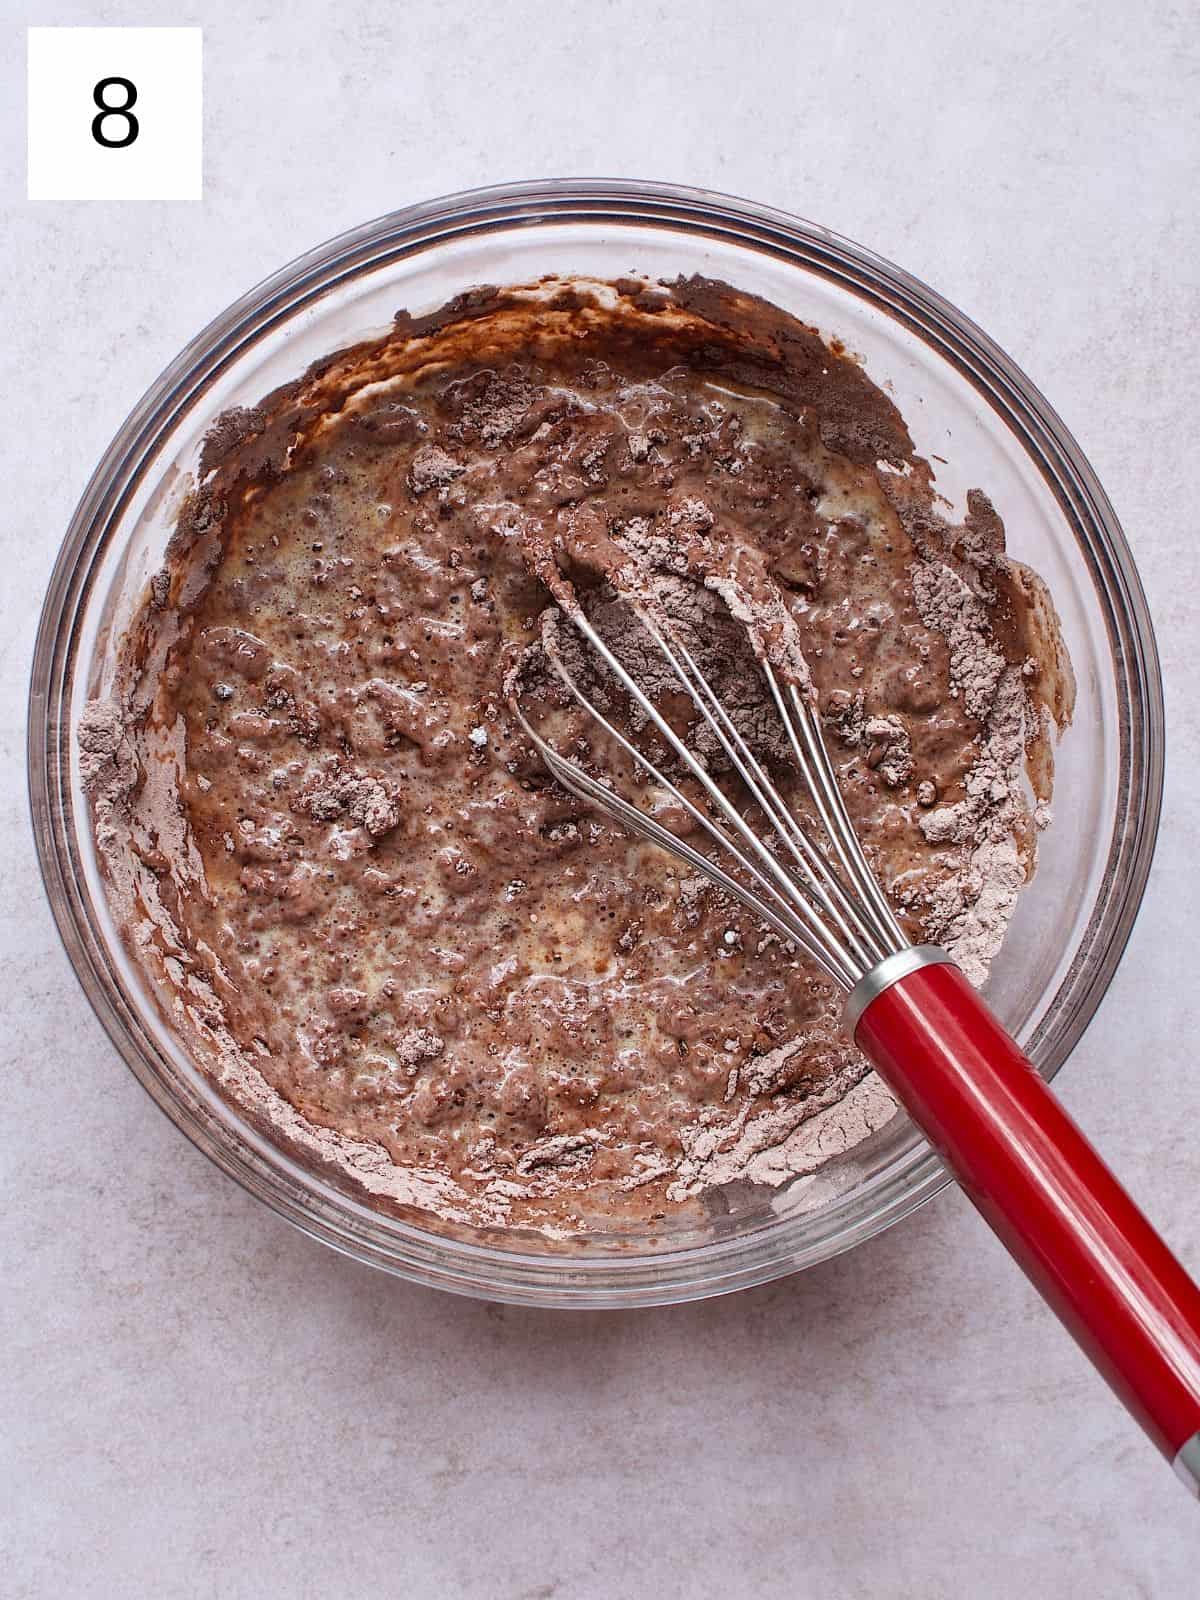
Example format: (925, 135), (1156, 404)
(851, 950), (1200, 1494)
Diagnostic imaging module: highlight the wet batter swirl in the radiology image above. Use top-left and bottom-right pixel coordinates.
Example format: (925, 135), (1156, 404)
(82, 277), (1072, 1233)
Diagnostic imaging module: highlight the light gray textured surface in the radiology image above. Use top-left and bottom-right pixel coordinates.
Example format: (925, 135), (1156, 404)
(3, 1), (1199, 1594)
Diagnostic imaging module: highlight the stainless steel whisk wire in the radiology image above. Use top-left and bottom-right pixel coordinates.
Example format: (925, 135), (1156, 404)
(512, 595), (908, 992)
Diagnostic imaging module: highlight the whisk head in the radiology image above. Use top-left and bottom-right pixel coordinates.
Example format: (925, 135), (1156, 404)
(508, 585), (910, 993)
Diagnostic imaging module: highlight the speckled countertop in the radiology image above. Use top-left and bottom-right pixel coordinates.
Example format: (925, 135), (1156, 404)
(3, 2), (1199, 1594)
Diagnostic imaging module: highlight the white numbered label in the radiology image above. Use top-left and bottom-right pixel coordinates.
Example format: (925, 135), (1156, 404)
(27, 27), (202, 201)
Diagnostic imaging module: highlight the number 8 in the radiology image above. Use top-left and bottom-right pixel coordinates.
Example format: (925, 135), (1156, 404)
(92, 78), (139, 149)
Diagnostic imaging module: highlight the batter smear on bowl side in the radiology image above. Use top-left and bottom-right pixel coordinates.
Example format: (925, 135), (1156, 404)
(81, 276), (1073, 1234)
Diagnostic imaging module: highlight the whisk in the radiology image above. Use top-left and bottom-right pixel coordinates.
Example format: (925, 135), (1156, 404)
(513, 588), (1200, 1497)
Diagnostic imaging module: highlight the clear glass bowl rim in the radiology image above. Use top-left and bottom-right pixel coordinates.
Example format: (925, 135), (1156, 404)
(28, 177), (1165, 1307)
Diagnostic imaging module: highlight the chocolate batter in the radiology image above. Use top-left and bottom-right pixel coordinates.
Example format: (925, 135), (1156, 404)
(82, 277), (1073, 1234)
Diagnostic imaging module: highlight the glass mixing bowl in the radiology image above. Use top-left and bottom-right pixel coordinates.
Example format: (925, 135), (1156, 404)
(29, 179), (1163, 1306)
